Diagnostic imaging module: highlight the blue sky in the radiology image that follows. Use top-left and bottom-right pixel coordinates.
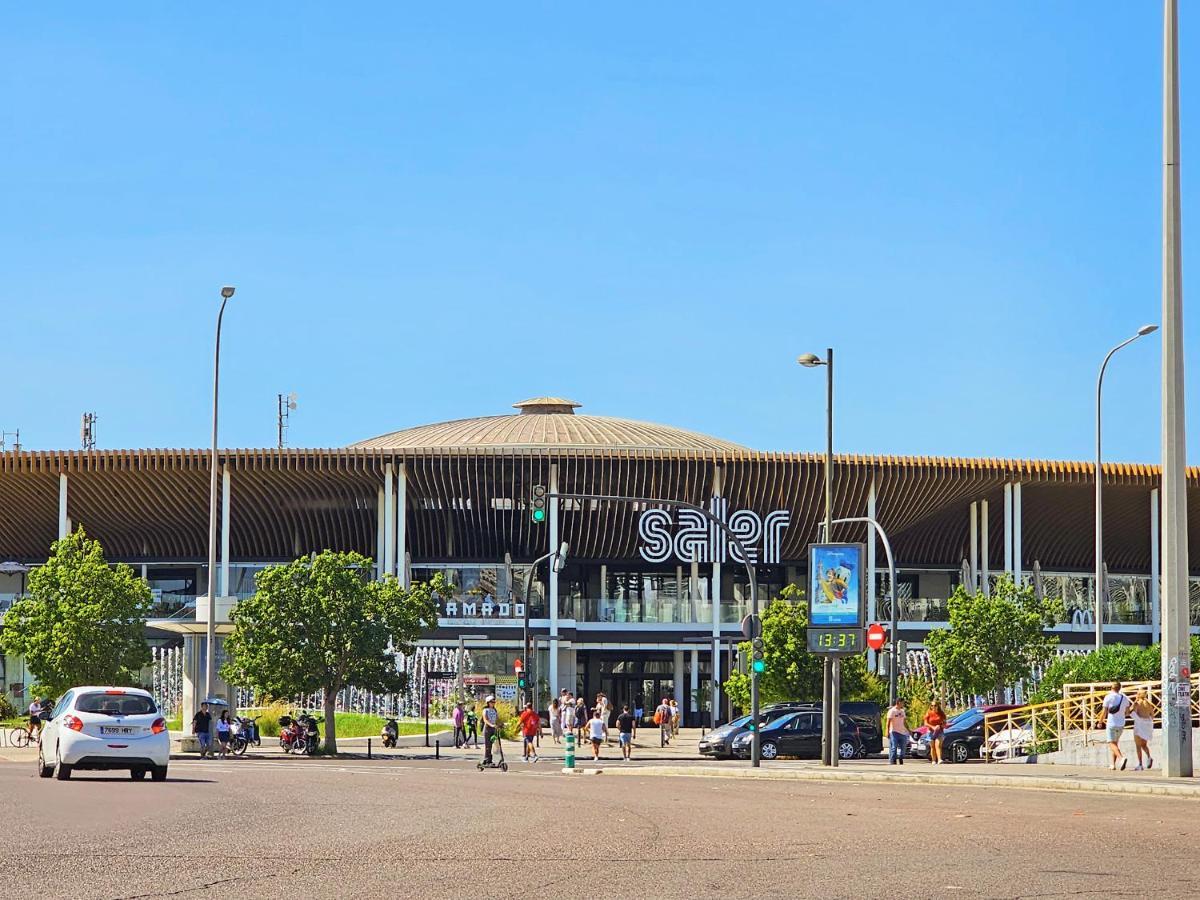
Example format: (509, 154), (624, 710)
(3, 4), (1196, 463)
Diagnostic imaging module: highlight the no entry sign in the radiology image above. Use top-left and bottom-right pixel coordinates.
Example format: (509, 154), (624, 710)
(866, 623), (887, 651)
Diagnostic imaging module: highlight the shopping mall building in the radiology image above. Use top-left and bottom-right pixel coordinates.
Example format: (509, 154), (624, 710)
(0, 397), (1197, 722)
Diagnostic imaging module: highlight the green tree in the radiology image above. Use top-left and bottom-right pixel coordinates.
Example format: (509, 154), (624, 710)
(0, 529), (152, 697)
(926, 574), (1063, 699)
(220, 550), (441, 754)
(723, 584), (884, 710)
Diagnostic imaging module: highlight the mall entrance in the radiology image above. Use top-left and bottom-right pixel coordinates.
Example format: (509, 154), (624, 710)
(578, 652), (677, 726)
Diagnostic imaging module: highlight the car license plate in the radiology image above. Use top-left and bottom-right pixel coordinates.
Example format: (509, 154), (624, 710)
(100, 726), (136, 736)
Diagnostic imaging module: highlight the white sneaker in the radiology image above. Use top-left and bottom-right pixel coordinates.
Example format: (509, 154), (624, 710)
(531, 755), (539, 763)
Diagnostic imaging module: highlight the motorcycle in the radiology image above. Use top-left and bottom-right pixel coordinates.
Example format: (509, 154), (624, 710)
(278, 715), (307, 754)
(229, 715), (262, 756)
(381, 718), (399, 748)
(299, 712), (321, 756)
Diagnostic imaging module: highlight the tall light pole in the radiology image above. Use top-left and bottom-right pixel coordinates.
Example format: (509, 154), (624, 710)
(204, 286), (236, 702)
(1094, 324), (1157, 650)
(798, 348), (837, 766)
(1160, 0), (1192, 779)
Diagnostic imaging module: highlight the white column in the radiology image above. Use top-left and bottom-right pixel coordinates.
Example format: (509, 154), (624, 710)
(711, 466), (722, 725)
(383, 464), (395, 577)
(689, 648), (700, 713)
(220, 464), (231, 597)
(376, 487), (386, 579)
(58, 473), (68, 539)
(969, 501), (978, 593)
(1003, 483), (1013, 578)
(1150, 487), (1161, 643)
(548, 464), (560, 693)
(981, 499), (990, 597)
(1013, 482), (1022, 584)
(866, 474), (877, 667)
(673, 649), (685, 713)
(397, 463), (408, 587)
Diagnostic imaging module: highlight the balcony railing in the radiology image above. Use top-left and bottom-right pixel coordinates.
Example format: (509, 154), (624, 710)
(563, 597), (753, 626)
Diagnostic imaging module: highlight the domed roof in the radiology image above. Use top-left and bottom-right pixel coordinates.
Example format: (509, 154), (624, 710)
(351, 398), (747, 453)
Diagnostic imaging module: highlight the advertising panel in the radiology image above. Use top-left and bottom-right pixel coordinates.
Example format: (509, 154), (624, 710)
(809, 543), (866, 628)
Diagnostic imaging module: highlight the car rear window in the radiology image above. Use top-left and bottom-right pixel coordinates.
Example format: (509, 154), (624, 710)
(76, 693), (157, 716)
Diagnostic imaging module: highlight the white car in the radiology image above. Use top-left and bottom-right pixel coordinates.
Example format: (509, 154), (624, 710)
(38, 686), (170, 781)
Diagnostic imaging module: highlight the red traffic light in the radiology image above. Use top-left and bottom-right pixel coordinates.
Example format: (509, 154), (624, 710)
(513, 658), (524, 673)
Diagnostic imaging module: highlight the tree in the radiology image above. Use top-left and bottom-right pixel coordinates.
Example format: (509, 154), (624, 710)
(0, 529), (152, 697)
(926, 574), (1063, 700)
(220, 550), (441, 754)
(723, 584), (884, 710)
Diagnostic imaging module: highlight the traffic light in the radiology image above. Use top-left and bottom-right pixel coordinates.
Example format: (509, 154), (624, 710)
(751, 636), (765, 674)
(517, 673), (528, 691)
(531, 485), (547, 523)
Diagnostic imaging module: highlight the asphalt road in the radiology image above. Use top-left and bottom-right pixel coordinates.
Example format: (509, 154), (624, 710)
(0, 756), (1194, 900)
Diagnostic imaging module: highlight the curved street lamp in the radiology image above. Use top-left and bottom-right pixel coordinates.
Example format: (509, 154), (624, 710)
(1094, 324), (1157, 649)
(205, 287), (236, 702)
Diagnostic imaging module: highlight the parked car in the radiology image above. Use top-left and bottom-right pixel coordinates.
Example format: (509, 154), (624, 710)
(911, 705), (1020, 763)
(37, 686), (169, 781)
(983, 723), (1033, 761)
(699, 708), (801, 759)
(731, 711), (864, 761)
(784, 702), (882, 756)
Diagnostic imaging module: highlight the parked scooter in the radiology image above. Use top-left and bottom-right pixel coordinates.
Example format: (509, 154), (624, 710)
(278, 715), (306, 754)
(299, 711), (321, 756)
(381, 717), (399, 748)
(229, 715), (262, 756)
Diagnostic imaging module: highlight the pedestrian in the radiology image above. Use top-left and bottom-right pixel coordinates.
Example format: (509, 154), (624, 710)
(575, 697), (588, 743)
(616, 704), (636, 761)
(587, 707), (605, 761)
(216, 711), (232, 758)
(27, 697), (43, 739)
(924, 700), (948, 765)
(452, 702), (466, 748)
(596, 693), (611, 744)
(633, 692), (644, 738)
(518, 701), (541, 763)
(481, 696), (500, 766)
(561, 693), (576, 739)
(655, 697), (673, 746)
(549, 698), (562, 744)
(191, 701), (213, 759)
(465, 705), (479, 748)
(1130, 689), (1155, 771)
(670, 699), (680, 737)
(886, 697), (910, 765)
(1101, 682), (1130, 771)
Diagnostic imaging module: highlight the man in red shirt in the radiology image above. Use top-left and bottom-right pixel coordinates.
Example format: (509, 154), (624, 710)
(518, 702), (541, 763)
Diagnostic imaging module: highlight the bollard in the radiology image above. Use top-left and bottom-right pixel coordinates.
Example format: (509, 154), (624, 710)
(563, 732), (576, 773)
(436, 739), (440, 760)
(368, 738), (372, 760)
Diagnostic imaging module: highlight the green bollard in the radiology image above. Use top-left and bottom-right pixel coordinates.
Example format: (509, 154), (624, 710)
(563, 732), (576, 773)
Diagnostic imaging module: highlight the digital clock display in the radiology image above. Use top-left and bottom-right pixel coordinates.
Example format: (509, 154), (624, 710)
(807, 627), (864, 654)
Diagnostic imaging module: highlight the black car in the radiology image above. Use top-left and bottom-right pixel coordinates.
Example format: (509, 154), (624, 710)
(784, 702), (883, 756)
(699, 707), (803, 759)
(731, 711), (865, 761)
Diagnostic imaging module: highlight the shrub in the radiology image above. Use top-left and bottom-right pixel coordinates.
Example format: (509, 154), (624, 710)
(0, 694), (16, 722)
(249, 700), (292, 738)
(1031, 644), (1160, 704)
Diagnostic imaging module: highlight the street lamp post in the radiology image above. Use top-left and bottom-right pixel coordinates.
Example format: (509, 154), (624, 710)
(204, 286), (236, 704)
(798, 348), (837, 767)
(522, 543), (569, 707)
(1094, 325), (1157, 650)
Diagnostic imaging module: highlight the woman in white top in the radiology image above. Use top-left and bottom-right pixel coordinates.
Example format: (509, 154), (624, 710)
(1129, 689), (1155, 771)
(549, 699), (562, 744)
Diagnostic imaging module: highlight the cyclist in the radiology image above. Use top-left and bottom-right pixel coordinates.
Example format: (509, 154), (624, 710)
(27, 698), (43, 739)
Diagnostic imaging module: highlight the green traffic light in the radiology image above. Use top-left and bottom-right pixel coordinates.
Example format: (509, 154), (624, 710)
(532, 508), (546, 523)
(752, 659), (766, 674)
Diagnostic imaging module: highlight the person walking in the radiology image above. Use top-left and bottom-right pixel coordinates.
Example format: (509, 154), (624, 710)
(923, 701), (948, 765)
(655, 697), (673, 747)
(481, 696), (500, 766)
(587, 708), (605, 761)
(518, 702), (541, 763)
(598, 693), (612, 745)
(1130, 689), (1155, 771)
(575, 697), (588, 743)
(465, 706), (479, 748)
(561, 693), (576, 740)
(549, 698), (562, 745)
(191, 702), (213, 759)
(1101, 682), (1130, 771)
(669, 699), (680, 737)
(215, 711), (232, 758)
(616, 704), (636, 761)
(886, 697), (910, 765)
(452, 702), (466, 748)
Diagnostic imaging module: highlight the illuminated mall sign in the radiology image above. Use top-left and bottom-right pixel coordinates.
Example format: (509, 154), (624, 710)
(637, 499), (791, 565)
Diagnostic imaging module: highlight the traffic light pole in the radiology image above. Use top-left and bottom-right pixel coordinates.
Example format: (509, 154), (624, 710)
(549, 491), (762, 766)
(521, 545), (568, 708)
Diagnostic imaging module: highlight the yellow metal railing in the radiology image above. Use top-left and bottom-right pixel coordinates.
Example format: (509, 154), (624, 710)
(982, 674), (1200, 760)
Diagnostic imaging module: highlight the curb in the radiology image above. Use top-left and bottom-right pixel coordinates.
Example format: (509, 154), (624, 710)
(589, 764), (1200, 799)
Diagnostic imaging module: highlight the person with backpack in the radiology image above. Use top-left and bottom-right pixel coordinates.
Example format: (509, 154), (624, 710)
(1101, 682), (1130, 771)
(464, 706), (479, 748)
(655, 697), (673, 746)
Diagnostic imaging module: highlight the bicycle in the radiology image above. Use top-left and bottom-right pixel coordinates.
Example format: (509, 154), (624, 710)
(8, 726), (36, 748)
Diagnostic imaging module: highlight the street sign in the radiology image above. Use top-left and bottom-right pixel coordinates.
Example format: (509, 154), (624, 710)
(741, 614), (762, 640)
(866, 623), (886, 651)
(426, 670), (455, 679)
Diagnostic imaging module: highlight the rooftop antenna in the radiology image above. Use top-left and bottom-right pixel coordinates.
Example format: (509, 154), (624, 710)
(0, 429), (20, 452)
(81, 412), (97, 450)
(277, 392), (298, 448)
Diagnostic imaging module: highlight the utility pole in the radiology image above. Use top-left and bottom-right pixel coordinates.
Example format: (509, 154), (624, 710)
(1159, 0), (1192, 779)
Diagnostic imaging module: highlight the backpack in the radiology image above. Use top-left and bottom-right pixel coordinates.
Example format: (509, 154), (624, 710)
(653, 709), (664, 725)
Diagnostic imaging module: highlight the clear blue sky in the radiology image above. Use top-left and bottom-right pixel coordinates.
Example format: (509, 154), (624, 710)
(4, 4), (1196, 464)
